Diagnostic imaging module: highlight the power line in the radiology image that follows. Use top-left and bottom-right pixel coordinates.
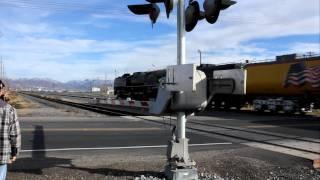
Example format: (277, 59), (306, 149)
(0, 0), (128, 15)
(0, 0), (272, 22)
(1, 0), (108, 9)
(0, 0), (314, 26)
(0, 2), (285, 25)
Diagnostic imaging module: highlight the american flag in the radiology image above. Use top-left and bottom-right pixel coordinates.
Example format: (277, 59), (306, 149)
(284, 63), (320, 88)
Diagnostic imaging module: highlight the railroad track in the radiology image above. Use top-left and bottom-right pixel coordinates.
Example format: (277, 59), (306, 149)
(22, 92), (137, 116)
(31, 91), (320, 117)
(33, 92), (110, 102)
(188, 120), (320, 144)
(186, 121), (320, 154)
(21, 92), (320, 167)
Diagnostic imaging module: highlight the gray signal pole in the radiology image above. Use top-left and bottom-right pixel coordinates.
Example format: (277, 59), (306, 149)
(177, 0), (186, 141)
(165, 1), (198, 179)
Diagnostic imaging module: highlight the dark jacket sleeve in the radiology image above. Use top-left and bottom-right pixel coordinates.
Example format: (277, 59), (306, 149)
(9, 107), (21, 156)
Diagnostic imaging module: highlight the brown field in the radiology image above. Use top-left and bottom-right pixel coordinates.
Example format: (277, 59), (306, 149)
(7, 91), (35, 109)
(312, 109), (320, 117)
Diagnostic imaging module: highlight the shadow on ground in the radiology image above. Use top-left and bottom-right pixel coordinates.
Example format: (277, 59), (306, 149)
(8, 125), (164, 178)
(9, 125), (72, 175)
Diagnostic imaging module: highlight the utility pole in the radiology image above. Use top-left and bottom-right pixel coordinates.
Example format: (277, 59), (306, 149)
(198, 49), (202, 65)
(0, 31), (3, 80)
(0, 58), (4, 81)
(105, 72), (108, 95)
(0, 58), (2, 80)
(2, 61), (5, 82)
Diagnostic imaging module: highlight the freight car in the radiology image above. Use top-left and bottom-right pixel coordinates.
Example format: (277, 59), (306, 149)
(209, 54), (320, 113)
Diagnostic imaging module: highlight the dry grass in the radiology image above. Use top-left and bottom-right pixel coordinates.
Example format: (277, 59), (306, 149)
(311, 109), (320, 117)
(7, 91), (35, 109)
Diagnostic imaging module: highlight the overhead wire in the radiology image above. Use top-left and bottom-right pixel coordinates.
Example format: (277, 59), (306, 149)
(3, 0), (90, 7)
(0, 0), (129, 15)
(0, 0), (110, 9)
(0, 0), (310, 26)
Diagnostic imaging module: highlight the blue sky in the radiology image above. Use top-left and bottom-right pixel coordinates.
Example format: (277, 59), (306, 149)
(0, 0), (319, 82)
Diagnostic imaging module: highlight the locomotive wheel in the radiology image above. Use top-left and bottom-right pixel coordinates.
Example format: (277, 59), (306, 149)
(213, 101), (222, 109)
(235, 105), (242, 111)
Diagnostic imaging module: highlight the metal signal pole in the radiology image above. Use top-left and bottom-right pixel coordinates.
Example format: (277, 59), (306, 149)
(177, 0), (186, 141)
(177, 0), (186, 66)
(165, 1), (198, 179)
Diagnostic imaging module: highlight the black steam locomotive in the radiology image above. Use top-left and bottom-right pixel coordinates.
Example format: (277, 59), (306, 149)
(114, 70), (166, 100)
(113, 64), (236, 101)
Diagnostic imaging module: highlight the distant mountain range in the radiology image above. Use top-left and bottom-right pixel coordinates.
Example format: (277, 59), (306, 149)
(6, 78), (113, 92)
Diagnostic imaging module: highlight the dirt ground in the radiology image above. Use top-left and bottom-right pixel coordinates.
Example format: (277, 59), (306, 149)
(7, 148), (320, 180)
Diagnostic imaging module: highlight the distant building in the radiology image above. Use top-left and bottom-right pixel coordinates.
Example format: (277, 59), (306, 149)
(106, 89), (114, 96)
(91, 87), (101, 92)
(100, 86), (113, 95)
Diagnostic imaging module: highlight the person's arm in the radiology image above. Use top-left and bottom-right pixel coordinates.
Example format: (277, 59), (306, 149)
(9, 107), (21, 159)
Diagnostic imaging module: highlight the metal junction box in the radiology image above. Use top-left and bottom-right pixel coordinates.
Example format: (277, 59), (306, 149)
(167, 64), (208, 111)
(166, 64), (198, 92)
(150, 64), (208, 113)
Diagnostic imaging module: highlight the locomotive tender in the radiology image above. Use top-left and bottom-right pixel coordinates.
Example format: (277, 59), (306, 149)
(114, 54), (320, 113)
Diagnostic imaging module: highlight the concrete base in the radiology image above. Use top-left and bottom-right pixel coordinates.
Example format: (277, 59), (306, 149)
(167, 139), (194, 165)
(165, 167), (199, 180)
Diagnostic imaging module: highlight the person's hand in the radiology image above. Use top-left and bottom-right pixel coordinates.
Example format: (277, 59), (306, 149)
(8, 156), (17, 164)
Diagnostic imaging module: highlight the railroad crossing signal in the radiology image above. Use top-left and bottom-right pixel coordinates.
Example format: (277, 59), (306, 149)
(128, 0), (236, 31)
(145, 0), (174, 18)
(128, 0), (174, 26)
(204, 0), (236, 24)
(128, 3), (160, 25)
(127, 1), (236, 179)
